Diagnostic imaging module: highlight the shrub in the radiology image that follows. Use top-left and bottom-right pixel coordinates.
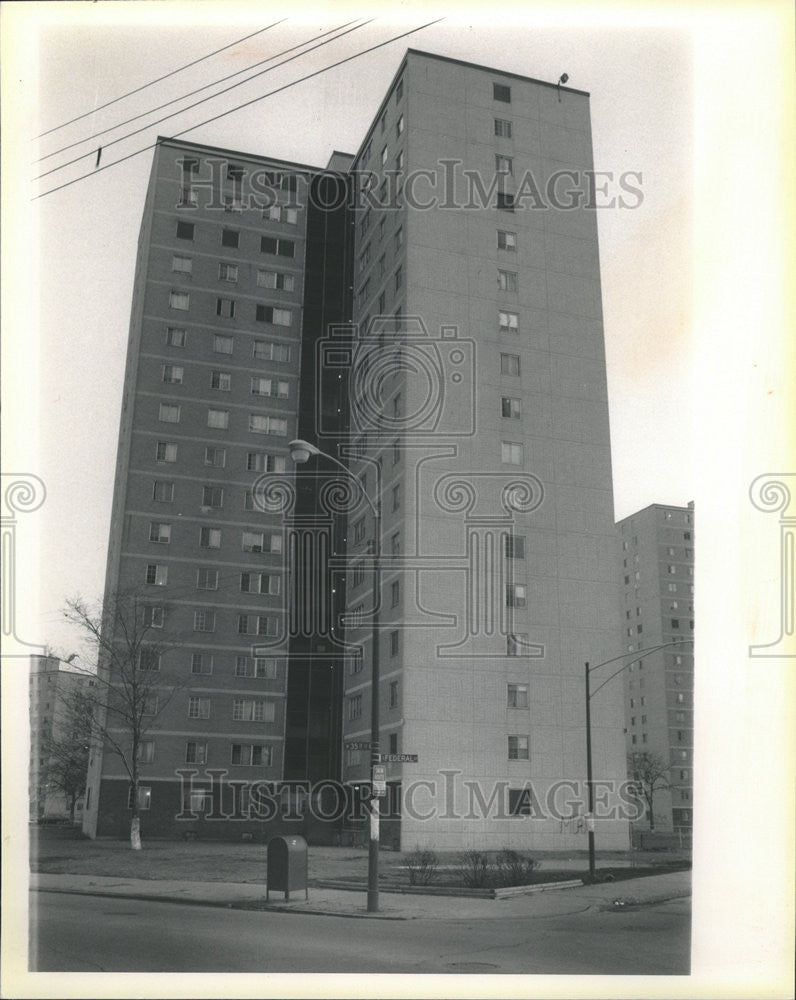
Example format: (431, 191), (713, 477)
(405, 848), (439, 886)
(494, 848), (538, 887)
(458, 849), (491, 888)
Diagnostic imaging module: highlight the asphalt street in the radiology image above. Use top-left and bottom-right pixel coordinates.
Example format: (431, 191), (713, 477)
(30, 889), (691, 974)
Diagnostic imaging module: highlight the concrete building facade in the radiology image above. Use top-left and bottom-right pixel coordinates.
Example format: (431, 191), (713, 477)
(86, 50), (630, 852)
(617, 502), (695, 836)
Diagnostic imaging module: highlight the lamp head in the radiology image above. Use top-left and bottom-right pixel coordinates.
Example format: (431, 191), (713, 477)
(558, 73), (569, 85)
(288, 439), (320, 465)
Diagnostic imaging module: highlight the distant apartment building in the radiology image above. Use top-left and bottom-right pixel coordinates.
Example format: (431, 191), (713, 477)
(30, 654), (94, 821)
(617, 502), (695, 836)
(86, 49), (630, 851)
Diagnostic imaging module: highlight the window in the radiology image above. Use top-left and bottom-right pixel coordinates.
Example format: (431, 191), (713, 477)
(142, 606), (164, 628)
(389, 681), (399, 708)
(396, 77), (403, 101)
(137, 649), (161, 671)
(506, 583), (527, 608)
(498, 269), (518, 291)
(671, 618), (680, 629)
(221, 228), (239, 249)
(253, 340), (291, 362)
(392, 483), (401, 511)
(348, 695), (362, 720)
(204, 446), (226, 468)
(166, 327), (186, 347)
(227, 164), (244, 183)
(391, 580), (400, 607)
(158, 404), (180, 423)
(501, 354), (521, 378)
(193, 610), (216, 633)
(353, 518), (366, 544)
(211, 371), (231, 391)
(391, 531), (400, 556)
(199, 526), (221, 549)
(260, 236), (295, 257)
(240, 572), (281, 595)
(247, 452), (286, 473)
(249, 415), (287, 436)
(497, 229), (517, 251)
(233, 699), (275, 723)
(501, 396), (521, 419)
(172, 254), (193, 275)
(237, 614), (278, 636)
(213, 334), (234, 355)
(176, 221), (194, 240)
(149, 522), (171, 544)
(236, 656), (278, 679)
(257, 269), (295, 291)
(501, 441), (523, 465)
(145, 564), (167, 586)
(378, 291), (386, 313)
(499, 311), (519, 334)
(507, 684), (529, 709)
(394, 265), (403, 292)
(218, 262), (238, 282)
(494, 117), (512, 137)
(136, 741), (155, 763)
(156, 441), (177, 463)
(395, 114), (404, 137)
(207, 409), (229, 430)
(185, 742), (208, 765)
(216, 297), (235, 319)
(153, 481), (175, 503)
(508, 736), (529, 760)
(250, 377), (289, 398)
(191, 653), (213, 675)
(495, 155), (513, 175)
(493, 83), (511, 102)
(381, 145), (389, 166)
(241, 530), (267, 554)
(256, 305), (292, 326)
(169, 291), (189, 311)
(128, 786), (151, 810)
(230, 744), (273, 767)
(196, 568), (219, 590)
(188, 697), (211, 719)
(264, 204), (298, 225)
(390, 630), (399, 656)
(504, 534), (525, 559)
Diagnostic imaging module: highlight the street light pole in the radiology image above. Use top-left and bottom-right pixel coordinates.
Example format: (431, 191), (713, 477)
(583, 639), (693, 882)
(288, 440), (382, 913)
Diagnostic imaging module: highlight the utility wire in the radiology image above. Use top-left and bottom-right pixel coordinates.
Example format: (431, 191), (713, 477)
(34, 18), (372, 182)
(35, 20), (363, 166)
(35, 22), (287, 140)
(34, 18), (444, 200)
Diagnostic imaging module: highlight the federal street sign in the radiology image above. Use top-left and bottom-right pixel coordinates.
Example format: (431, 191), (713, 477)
(379, 753), (419, 763)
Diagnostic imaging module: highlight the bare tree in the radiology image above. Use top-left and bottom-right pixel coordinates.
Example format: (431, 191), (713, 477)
(627, 750), (671, 831)
(63, 590), (184, 849)
(39, 696), (92, 819)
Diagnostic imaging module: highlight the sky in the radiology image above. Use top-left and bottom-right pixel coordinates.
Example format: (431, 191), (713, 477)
(9, 6), (695, 654)
(2, 3), (795, 995)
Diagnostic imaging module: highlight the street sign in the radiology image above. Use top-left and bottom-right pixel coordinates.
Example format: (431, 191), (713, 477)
(344, 741), (372, 750)
(372, 764), (387, 797)
(379, 753), (419, 763)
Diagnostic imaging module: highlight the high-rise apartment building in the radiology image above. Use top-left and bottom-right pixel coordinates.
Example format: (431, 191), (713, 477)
(616, 502), (695, 837)
(85, 50), (629, 852)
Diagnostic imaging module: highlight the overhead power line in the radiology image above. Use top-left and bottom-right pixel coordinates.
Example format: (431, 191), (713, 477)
(35, 20), (363, 166)
(34, 19), (372, 182)
(35, 21), (287, 140)
(34, 17), (444, 201)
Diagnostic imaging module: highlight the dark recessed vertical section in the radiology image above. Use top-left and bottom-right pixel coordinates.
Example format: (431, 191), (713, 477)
(284, 170), (354, 788)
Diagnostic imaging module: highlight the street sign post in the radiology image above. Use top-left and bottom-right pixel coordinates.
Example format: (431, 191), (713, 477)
(372, 764), (387, 797)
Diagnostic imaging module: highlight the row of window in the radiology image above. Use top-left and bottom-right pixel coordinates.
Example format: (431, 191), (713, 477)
(165, 327), (294, 360)
(145, 562), (282, 596)
(161, 370), (291, 398)
(168, 288), (293, 326)
(158, 404), (288, 436)
(170, 257), (298, 293)
(137, 610), (279, 638)
(175, 220), (296, 258)
(155, 444), (285, 475)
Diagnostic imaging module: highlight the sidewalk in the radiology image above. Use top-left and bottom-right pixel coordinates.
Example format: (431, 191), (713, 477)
(30, 870), (690, 921)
